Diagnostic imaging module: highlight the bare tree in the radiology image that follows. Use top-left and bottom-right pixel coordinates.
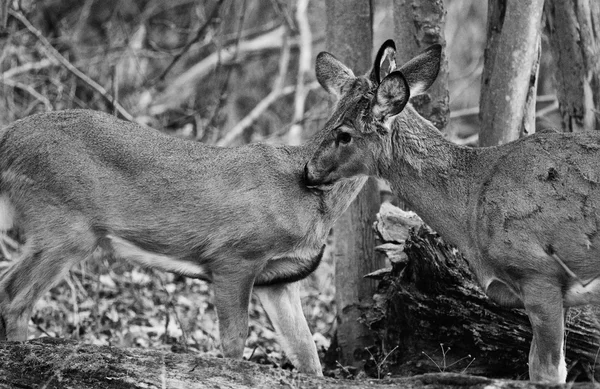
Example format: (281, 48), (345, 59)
(393, 0), (449, 130)
(479, 0), (545, 146)
(324, 0), (381, 371)
(545, 0), (600, 132)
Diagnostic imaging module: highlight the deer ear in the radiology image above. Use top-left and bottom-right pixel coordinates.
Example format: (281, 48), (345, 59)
(397, 44), (442, 96)
(316, 52), (355, 98)
(372, 71), (410, 124)
(369, 39), (397, 84)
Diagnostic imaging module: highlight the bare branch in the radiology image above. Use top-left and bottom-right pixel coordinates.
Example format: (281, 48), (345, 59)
(9, 10), (134, 121)
(157, 0), (227, 81)
(216, 34), (292, 147)
(149, 26), (295, 116)
(216, 82), (320, 147)
(286, 0), (312, 146)
(203, 0), (249, 142)
(450, 95), (557, 120)
(2, 59), (55, 79)
(0, 78), (52, 110)
(0, 0), (9, 33)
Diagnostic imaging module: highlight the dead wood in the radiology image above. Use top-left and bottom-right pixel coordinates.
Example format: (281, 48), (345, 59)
(0, 337), (593, 389)
(362, 203), (600, 383)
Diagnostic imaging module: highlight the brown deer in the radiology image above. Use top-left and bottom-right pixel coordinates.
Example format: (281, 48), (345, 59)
(304, 40), (600, 383)
(0, 42), (396, 374)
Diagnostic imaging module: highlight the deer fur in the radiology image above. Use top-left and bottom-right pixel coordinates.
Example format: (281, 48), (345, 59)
(0, 62), (391, 376)
(305, 40), (600, 383)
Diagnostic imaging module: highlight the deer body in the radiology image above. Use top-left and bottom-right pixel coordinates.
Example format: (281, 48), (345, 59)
(383, 106), (600, 307)
(0, 109), (367, 375)
(305, 40), (599, 382)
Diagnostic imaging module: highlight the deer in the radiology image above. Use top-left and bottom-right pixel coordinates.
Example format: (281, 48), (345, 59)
(0, 42), (400, 375)
(303, 39), (600, 383)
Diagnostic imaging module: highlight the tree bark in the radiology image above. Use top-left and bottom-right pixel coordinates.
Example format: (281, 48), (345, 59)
(544, 0), (600, 132)
(0, 338), (581, 389)
(393, 0), (449, 131)
(364, 203), (600, 382)
(479, 0), (544, 146)
(325, 1), (381, 371)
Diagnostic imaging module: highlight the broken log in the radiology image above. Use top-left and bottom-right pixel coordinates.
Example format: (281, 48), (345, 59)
(362, 202), (600, 382)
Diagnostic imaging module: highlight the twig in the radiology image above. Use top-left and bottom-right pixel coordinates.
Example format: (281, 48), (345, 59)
(149, 26), (292, 115)
(449, 106), (479, 119)
(0, 78), (52, 110)
(450, 94), (558, 120)
(217, 31), (291, 146)
(535, 100), (559, 118)
(204, 0), (248, 141)
(157, 0), (227, 81)
(9, 9), (134, 121)
(217, 82), (320, 147)
(286, 0), (311, 146)
(2, 59), (55, 79)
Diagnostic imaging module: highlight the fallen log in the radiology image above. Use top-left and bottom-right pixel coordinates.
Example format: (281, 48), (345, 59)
(0, 337), (593, 388)
(362, 202), (600, 382)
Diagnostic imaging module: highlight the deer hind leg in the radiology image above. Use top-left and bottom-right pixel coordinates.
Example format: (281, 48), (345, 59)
(522, 281), (567, 383)
(254, 281), (322, 375)
(0, 213), (97, 341)
(212, 267), (257, 359)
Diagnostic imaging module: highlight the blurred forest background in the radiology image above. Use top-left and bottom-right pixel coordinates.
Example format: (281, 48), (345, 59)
(0, 0), (569, 378)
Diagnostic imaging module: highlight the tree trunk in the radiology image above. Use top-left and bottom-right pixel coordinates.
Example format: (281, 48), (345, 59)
(479, 0), (544, 146)
(364, 203), (600, 382)
(544, 0), (600, 132)
(393, 0), (449, 131)
(325, 1), (381, 371)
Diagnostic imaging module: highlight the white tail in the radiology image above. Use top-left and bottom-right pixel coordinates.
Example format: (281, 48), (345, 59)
(304, 41), (600, 383)
(0, 107), (369, 375)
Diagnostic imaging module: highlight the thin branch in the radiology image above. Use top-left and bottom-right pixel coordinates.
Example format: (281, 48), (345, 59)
(203, 0), (248, 142)
(157, 0), (227, 81)
(9, 10), (134, 121)
(217, 81), (320, 147)
(149, 26), (292, 116)
(286, 0), (311, 146)
(535, 100), (559, 118)
(2, 59), (55, 79)
(0, 78), (52, 110)
(217, 33), (291, 146)
(449, 106), (479, 119)
(451, 95), (558, 120)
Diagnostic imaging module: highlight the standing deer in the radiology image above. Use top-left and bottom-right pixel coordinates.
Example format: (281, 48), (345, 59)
(0, 42), (397, 374)
(304, 40), (600, 383)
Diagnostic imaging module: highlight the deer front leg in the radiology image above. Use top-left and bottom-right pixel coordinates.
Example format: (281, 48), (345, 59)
(523, 282), (567, 383)
(254, 281), (322, 376)
(212, 270), (256, 359)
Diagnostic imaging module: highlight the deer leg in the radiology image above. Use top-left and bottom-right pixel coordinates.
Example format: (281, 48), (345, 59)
(522, 282), (567, 383)
(212, 269), (256, 359)
(254, 281), (322, 375)
(0, 230), (96, 341)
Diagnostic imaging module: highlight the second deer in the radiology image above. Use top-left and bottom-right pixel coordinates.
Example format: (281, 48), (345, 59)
(304, 40), (600, 383)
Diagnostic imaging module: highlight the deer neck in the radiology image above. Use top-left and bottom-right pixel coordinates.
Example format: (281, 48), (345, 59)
(383, 106), (479, 248)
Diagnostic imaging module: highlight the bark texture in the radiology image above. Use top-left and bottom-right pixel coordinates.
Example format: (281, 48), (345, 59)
(0, 338), (593, 388)
(393, 0), (449, 130)
(479, 0), (544, 146)
(363, 203), (600, 383)
(325, 0), (382, 371)
(545, 0), (600, 132)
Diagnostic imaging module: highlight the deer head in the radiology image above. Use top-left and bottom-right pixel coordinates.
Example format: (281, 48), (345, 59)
(304, 42), (442, 189)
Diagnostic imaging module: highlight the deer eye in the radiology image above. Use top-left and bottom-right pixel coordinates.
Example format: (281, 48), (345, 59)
(337, 132), (352, 144)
